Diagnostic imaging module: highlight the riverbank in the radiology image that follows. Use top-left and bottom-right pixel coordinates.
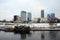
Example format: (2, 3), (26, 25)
(0, 27), (60, 32)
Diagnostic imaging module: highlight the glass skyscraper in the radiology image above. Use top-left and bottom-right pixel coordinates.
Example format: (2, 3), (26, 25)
(41, 10), (44, 18)
(47, 13), (55, 18)
(47, 14), (51, 18)
(14, 15), (18, 21)
(51, 13), (55, 18)
(28, 12), (31, 21)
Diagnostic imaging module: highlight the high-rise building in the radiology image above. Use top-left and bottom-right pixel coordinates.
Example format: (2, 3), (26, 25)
(21, 11), (27, 22)
(47, 13), (55, 18)
(28, 12), (31, 21)
(51, 13), (55, 18)
(41, 10), (44, 18)
(47, 14), (51, 18)
(14, 15), (18, 21)
(17, 16), (21, 22)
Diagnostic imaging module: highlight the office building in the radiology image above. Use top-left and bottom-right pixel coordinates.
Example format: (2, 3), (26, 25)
(17, 16), (21, 22)
(47, 14), (51, 18)
(14, 15), (18, 21)
(41, 10), (44, 18)
(21, 11), (27, 22)
(47, 13), (55, 18)
(27, 12), (31, 21)
(51, 13), (55, 18)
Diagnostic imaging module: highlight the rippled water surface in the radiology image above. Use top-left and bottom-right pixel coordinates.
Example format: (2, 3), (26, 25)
(0, 31), (60, 40)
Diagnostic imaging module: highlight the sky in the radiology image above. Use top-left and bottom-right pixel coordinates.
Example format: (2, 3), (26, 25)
(0, 0), (60, 21)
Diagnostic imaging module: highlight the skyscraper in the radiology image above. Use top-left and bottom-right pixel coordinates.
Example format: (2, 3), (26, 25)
(28, 12), (31, 21)
(41, 10), (44, 18)
(47, 13), (55, 18)
(14, 15), (18, 21)
(51, 13), (55, 18)
(47, 14), (51, 18)
(21, 11), (27, 22)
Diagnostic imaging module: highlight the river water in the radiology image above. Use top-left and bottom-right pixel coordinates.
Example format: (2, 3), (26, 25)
(0, 31), (60, 40)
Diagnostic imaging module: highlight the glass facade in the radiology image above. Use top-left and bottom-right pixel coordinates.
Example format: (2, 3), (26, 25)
(41, 10), (44, 18)
(28, 12), (31, 21)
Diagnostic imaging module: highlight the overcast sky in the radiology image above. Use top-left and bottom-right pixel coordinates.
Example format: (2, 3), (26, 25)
(0, 0), (60, 21)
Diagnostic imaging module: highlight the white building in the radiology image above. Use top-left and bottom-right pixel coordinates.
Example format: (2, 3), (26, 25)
(32, 18), (40, 23)
(17, 16), (21, 22)
(21, 11), (27, 22)
(40, 18), (48, 22)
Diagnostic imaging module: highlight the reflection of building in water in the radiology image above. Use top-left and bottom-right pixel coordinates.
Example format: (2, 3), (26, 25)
(49, 31), (57, 40)
(20, 33), (31, 40)
(41, 31), (45, 40)
(27, 33), (32, 37)
(21, 34), (26, 40)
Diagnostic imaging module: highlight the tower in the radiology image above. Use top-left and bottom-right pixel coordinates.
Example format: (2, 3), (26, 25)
(28, 12), (31, 21)
(14, 15), (18, 21)
(41, 10), (44, 18)
(21, 11), (27, 22)
(51, 13), (55, 18)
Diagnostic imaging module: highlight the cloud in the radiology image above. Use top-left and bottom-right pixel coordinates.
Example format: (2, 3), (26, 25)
(0, 0), (60, 20)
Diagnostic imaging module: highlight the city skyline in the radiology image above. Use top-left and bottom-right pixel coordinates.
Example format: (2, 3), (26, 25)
(0, 0), (60, 21)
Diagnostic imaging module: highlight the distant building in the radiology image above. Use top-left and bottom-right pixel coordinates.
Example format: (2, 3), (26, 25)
(47, 13), (55, 18)
(32, 18), (41, 23)
(14, 15), (18, 21)
(47, 13), (57, 23)
(21, 11), (27, 22)
(27, 12), (31, 21)
(47, 14), (51, 18)
(32, 18), (39, 23)
(41, 10), (44, 18)
(17, 16), (21, 22)
(40, 18), (48, 23)
(51, 13), (55, 18)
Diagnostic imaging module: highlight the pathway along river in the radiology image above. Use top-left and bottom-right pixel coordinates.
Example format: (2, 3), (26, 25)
(0, 31), (60, 40)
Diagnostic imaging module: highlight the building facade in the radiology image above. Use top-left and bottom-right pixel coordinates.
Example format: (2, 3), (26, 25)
(51, 13), (55, 18)
(21, 11), (27, 22)
(41, 10), (44, 18)
(47, 13), (55, 18)
(27, 12), (31, 21)
(14, 15), (18, 21)
(47, 14), (51, 18)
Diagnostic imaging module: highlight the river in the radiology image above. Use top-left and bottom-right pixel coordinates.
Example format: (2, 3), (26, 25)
(0, 31), (60, 40)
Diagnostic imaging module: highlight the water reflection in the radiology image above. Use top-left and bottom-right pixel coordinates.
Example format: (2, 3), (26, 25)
(0, 31), (60, 40)
(41, 31), (45, 40)
(49, 31), (57, 40)
(27, 33), (32, 37)
(14, 32), (32, 40)
(20, 34), (26, 40)
(20, 33), (32, 40)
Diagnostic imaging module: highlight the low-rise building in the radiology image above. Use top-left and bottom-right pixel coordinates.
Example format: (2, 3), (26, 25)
(40, 18), (48, 23)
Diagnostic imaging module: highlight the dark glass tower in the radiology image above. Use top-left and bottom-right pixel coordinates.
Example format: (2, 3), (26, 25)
(14, 15), (18, 21)
(51, 13), (55, 18)
(41, 10), (44, 18)
(28, 12), (31, 21)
